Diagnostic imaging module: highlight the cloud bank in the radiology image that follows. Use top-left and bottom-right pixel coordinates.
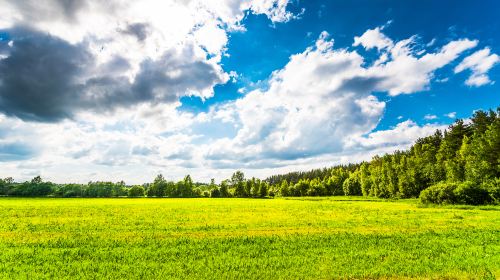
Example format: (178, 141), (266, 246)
(0, 2), (498, 182)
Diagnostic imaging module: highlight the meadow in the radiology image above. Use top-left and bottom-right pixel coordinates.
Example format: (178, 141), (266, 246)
(0, 197), (499, 279)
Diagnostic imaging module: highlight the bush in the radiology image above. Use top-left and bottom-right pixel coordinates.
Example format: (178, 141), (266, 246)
(454, 181), (491, 205)
(481, 178), (500, 204)
(420, 181), (492, 205)
(419, 182), (458, 204)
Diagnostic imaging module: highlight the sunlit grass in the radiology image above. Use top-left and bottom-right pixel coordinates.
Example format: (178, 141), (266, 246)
(0, 197), (498, 279)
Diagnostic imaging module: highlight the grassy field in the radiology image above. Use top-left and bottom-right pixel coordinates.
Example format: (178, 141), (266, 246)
(0, 197), (498, 279)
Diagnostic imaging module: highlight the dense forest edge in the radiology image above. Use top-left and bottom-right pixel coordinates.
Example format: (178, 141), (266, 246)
(1, 107), (499, 205)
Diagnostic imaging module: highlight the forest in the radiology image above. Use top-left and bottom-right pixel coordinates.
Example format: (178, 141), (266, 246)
(1, 107), (499, 205)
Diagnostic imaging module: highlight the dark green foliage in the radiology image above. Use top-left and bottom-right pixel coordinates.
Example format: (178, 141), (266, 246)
(147, 174), (168, 197)
(265, 164), (359, 186)
(210, 187), (221, 198)
(308, 178), (326, 196)
(481, 178), (500, 203)
(290, 180), (311, 196)
(343, 174), (362, 196)
(219, 180), (231, 198)
(0, 177), (13, 196)
(420, 181), (492, 205)
(454, 181), (491, 205)
(86, 182), (117, 197)
(56, 184), (85, 197)
(231, 171), (246, 197)
(9, 176), (55, 197)
(259, 182), (268, 198)
(419, 182), (458, 204)
(278, 180), (289, 196)
(128, 185), (145, 197)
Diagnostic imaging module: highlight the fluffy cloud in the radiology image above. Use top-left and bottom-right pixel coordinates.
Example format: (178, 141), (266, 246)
(200, 29), (479, 169)
(0, 19), (495, 183)
(454, 48), (500, 86)
(0, 0), (294, 121)
(345, 120), (446, 151)
(0, 28), (92, 121)
(0, 28), (227, 121)
(353, 26), (393, 51)
(362, 36), (479, 95)
(203, 32), (385, 167)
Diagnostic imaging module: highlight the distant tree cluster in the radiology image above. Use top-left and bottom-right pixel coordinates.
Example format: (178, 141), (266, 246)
(1, 108), (499, 205)
(0, 172), (270, 199)
(0, 176), (132, 198)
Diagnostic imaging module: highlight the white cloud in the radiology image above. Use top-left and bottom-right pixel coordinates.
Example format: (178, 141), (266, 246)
(0, 22), (492, 183)
(353, 26), (394, 51)
(454, 48), (500, 87)
(426, 38), (436, 47)
(246, 0), (296, 23)
(424, 114), (438, 120)
(346, 120), (446, 150)
(199, 29), (476, 169)
(372, 38), (478, 95)
(445, 112), (457, 119)
(353, 26), (479, 95)
(0, 0), (296, 121)
(201, 33), (386, 167)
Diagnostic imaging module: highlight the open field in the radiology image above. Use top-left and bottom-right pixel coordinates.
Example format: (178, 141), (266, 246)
(0, 197), (499, 279)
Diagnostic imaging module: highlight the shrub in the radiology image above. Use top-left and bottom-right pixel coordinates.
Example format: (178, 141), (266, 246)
(419, 182), (458, 204)
(481, 178), (500, 204)
(420, 181), (493, 205)
(454, 181), (491, 205)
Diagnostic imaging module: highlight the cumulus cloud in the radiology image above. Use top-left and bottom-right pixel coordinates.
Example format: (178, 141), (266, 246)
(200, 29), (476, 168)
(0, 0), (295, 122)
(351, 25), (493, 95)
(246, 0), (297, 23)
(192, 27), (492, 171)
(454, 47), (500, 87)
(369, 37), (478, 95)
(0, 28), (227, 121)
(0, 19), (494, 183)
(353, 26), (393, 51)
(346, 120), (446, 151)
(0, 28), (91, 121)
(201, 33), (385, 166)
(120, 22), (151, 42)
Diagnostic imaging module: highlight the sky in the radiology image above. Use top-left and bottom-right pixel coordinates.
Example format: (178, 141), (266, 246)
(0, 0), (499, 184)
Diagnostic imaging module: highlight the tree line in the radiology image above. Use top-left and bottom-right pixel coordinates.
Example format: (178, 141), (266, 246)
(0, 107), (499, 205)
(264, 107), (500, 205)
(0, 173), (271, 199)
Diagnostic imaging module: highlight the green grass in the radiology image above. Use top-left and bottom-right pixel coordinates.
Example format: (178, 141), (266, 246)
(0, 197), (499, 279)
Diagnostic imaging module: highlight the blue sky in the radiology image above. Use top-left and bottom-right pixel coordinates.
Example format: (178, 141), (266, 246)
(0, 0), (498, 183)
(182, 0), (500, 129)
